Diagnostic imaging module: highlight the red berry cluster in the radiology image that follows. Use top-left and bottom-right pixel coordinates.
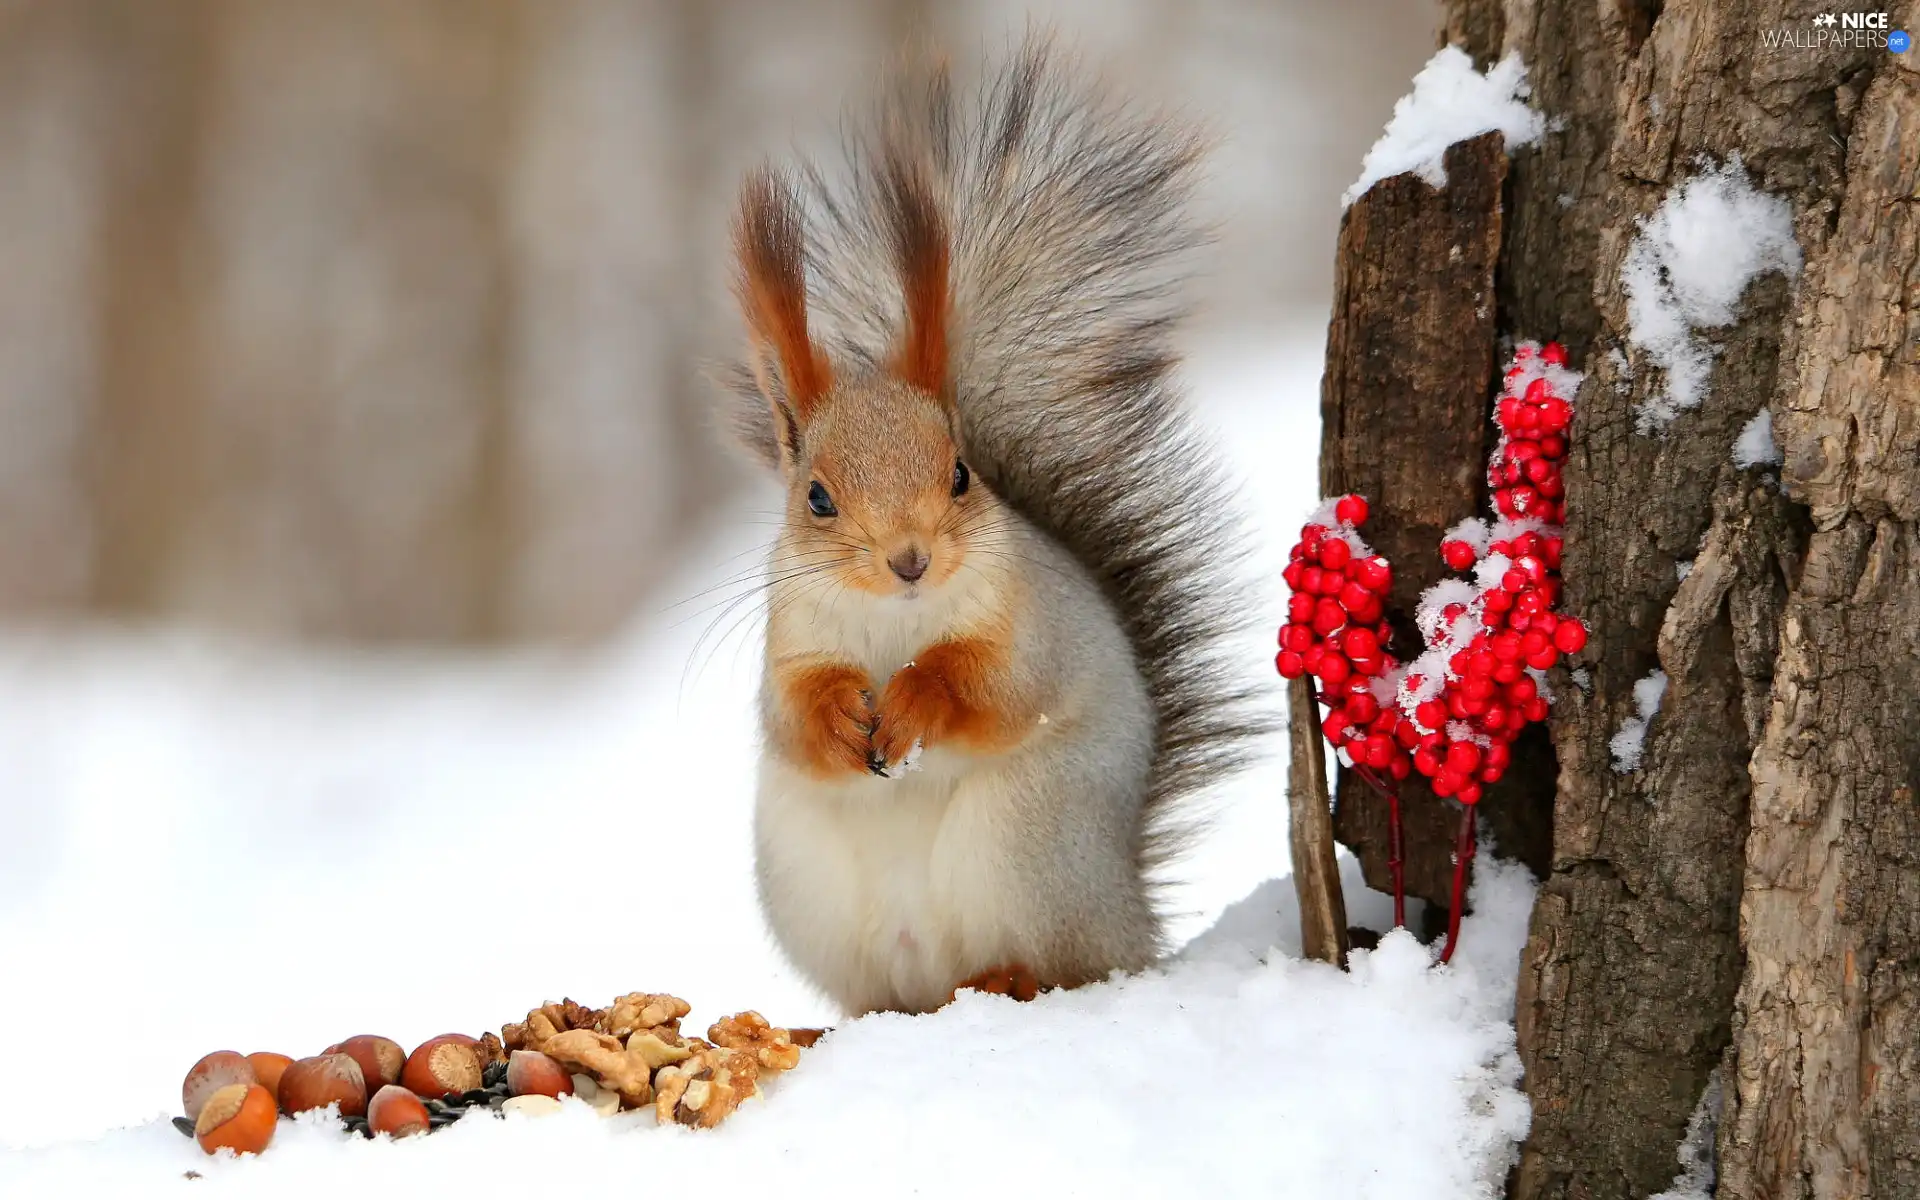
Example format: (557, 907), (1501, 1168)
(1276, 494), (1415, 781)
(1276, 341), (1590, 808)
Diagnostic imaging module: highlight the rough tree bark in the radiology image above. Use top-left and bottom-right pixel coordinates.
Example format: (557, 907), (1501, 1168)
(1387, 2), (1920, 1197)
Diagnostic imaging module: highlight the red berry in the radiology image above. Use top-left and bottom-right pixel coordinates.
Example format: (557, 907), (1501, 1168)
(1301, 566), (1324, 595)
(1320, 538), (1352, 571)
(1482, 704), (1509, 732)
(1339, 581), (1374, 614)
(1312, 598), (1346, 636)
(1542, 342), (1567, 366)
(1355, 556), (1392, 593)
(1343, 628), (1379, 660)
(1334, 495), (1370, 526)
(1394, 719), (1421, 749)
(1544, 537), (1564, 568)
(1441, 540), (1477, 571)
(1552, 620), (1588, 654)
(1363, 734), (1395, 770)
(1345, 692), (1380, 725)
(1521, 629), (1551, 658)
(1492, 631), (1523, 661)
(1281, 623), (1313, 652)
(1389, 756), (1411, 780)
(1413, 747), (1441, 777)
(1502, 567), (1529, 593)
(1524, 697), (1552, 723)
(1457, 782), (1484, 806)
(1483, 588), (1513, 614)
(1506, 674), (1538, 706)
(1346, 594), (1384, 626)
(1541, 435), (1566, 459)
(1486, 742), (1511, 774)
(1414, 700), (1447, 731)
(1318, 653), (1351, 686)
(1282, 561), (1305, 590)
(1493, 660), (1524, 684)
(1303, 645), (1325, 674)
(1526, 646), (1560, 671)
(1433, 770), (1461, 798)
(1445, 742), (1482, 774)
(1317, 568), (1345, 596)
(1287, 593), (1315, 624)
(1321, 712), (1347, 742)
(1276, 651), (1305, 678)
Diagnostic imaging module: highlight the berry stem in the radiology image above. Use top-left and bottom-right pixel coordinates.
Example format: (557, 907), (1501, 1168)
(1341, 751), (1408, 931)
(1439, 806), (1477, 964)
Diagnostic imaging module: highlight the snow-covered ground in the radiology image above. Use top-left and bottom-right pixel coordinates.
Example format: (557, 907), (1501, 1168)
(0, 329), (1538, 1197)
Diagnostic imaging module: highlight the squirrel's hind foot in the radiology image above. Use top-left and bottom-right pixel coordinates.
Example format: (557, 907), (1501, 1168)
(948, 963), (1042, 1004)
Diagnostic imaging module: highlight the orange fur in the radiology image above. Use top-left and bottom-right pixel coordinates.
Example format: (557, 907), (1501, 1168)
(774, 660), (875, 778)
(949, 963), (1041, 1003)
(871, 634), (1028, 765)
(882, 154), (950, 397)
(733, 170), (831, 421)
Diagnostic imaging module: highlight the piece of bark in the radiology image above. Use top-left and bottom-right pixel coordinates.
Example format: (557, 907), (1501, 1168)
(1321, 130), (1554, 906)
(1286, 675), (1347, 968)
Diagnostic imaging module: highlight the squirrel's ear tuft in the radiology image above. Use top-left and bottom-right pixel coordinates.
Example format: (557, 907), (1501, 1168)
(733, 168), (831, 437)
(879, 149), (951, 401)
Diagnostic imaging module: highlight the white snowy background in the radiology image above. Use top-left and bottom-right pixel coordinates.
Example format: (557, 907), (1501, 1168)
(0, 31), (1634, 1200)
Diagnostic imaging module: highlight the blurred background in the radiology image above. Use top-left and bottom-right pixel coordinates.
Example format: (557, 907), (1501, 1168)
(0, 0), (1438, 646)
(0, 0), (1442, 1149)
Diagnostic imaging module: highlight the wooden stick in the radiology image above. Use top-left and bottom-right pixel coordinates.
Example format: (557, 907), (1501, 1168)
(1288, 674), (1349, 967)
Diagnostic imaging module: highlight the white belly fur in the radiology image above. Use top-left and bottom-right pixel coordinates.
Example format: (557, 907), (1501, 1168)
(755, 754), (1021, 1015)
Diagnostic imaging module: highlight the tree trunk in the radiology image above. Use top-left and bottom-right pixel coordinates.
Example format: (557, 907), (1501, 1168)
(1389, 2), (1920, 1197)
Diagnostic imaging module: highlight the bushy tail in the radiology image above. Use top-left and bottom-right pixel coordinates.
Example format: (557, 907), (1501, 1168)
(725, 35), (1272, 880)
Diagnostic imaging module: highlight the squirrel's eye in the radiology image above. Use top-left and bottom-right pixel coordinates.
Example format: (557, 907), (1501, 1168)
(807, 481), (837, 518)
(952, 459), (970, 497)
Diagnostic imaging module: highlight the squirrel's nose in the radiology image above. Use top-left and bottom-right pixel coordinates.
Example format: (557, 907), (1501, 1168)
(888, 547), (930, 583)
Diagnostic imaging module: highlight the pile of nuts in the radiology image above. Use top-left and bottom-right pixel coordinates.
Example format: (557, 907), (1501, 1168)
(176, 993), (818, 1157)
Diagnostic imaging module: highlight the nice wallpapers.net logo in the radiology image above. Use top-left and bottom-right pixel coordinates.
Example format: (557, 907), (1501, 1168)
(1762, 12), (1911, 51)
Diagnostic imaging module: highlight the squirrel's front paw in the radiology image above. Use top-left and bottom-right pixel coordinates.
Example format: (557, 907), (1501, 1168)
(787, 666), (876, 777)
(870, 663), (953, 776)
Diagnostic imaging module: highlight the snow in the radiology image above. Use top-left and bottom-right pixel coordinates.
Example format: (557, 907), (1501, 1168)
(3, 854), (1538, 1200)
(1342, 48), (1546, 207)
(1444, 517), (1492, 555)
(1622, 160), (1802, 431)
(1649, 1070), (1723, 1200)
(1609, 668), (1670, 774)
(0, 328), (1543, 1196)
(1733, 407), (1782, 468)
(1675, 559), (1694, 582)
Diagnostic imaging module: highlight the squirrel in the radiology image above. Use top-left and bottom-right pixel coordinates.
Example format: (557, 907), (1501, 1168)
(716, 36), (1266, 1016)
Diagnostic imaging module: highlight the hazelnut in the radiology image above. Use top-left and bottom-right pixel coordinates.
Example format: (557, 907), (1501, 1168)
(324, 1035), (405, 1093)
(506, 1050), (575, 1100)
(194, 1083), (277, 1156)
(367, 1085), (431, 1139)
(278, 1053), (368, 1118)
(183, 1052), (257, 1122)
(245, 1053), (294, 1105)
(401, 1034), (483, 1099)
